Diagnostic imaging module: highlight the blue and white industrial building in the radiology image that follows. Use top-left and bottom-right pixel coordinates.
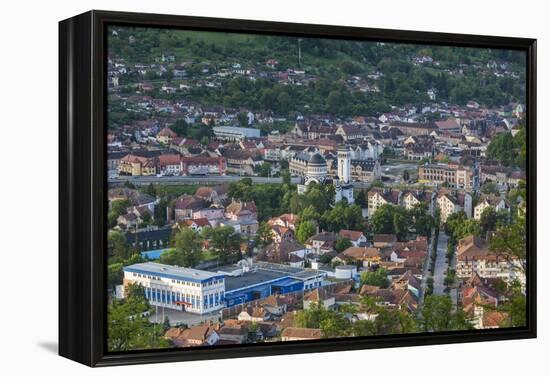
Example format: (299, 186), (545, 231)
(123, 262), (226, 314)
(122, 261), (327, 314)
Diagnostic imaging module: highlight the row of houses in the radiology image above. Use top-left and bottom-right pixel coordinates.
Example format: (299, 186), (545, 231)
(118, 153), (227, 176)
(367, 187), (509, 223)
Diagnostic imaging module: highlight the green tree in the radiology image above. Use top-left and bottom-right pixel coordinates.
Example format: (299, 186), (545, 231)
(281, 169), (291, 186)
(108, 230), (131, 261)
(296, 220), (317, 243)
(392, 206), (411, 241)
(108, 284), (169, 352)
(322, 202), (364, 232)
(419, 295), (472, 332)
(160, 227), (202, 267)
(205, 226), (242, 264)
(354, 189), (368, 207)
(370, 204), (410, 240)
(486, 132), (516, 167)
(255, 221), (273, 247)
(335, 237), (353, 252)
(445, 211), (481, 242)
(154, 198), (168, 227)
(479, 207), (498, 234)
(370, 204), (395, 234)
(360, 268), (390, 288)
(351, 319), (377, 337)
(295, 301), (348, 338)
(480, 181), (499, 195)
(108, 199), (132, 227)
(497, 284), (526, 328)
(374, 308), (417, 335)
(489, 216), (526, 273)
(172, 119), (188, 137)
(107, 262), (124, 290)
(320, 314), (349, 338)
(410, 203), (433, 237)
(257, 162), (272, 177)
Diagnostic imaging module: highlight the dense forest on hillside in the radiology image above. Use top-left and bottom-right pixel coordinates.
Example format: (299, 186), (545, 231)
(108, 26), (526, 117)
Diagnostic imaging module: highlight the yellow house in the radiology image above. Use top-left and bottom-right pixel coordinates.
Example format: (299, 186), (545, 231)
(118, 154), (156, 176)
(156, 126), (177, 144)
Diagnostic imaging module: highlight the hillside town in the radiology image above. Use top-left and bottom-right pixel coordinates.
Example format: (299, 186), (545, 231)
(106, 27), (527, 351)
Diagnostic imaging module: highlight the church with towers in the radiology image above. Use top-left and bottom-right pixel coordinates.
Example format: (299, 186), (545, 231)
(296, 144), (354, 204)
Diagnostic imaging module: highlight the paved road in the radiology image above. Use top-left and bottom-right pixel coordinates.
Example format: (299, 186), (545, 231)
(109, 175), (302, 186)
(448, 245), (458, 307)
(432, 232), (449, 296)
(419, 228), (436, 305)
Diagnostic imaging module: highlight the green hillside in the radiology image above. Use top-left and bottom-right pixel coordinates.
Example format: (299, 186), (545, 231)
(108, 26), (526, 116)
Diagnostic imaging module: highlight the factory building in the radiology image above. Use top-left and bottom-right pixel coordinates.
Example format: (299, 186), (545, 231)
(123, 261), (328, 313)
(122, 262), (226, 314)
(217, 262), (326, 307)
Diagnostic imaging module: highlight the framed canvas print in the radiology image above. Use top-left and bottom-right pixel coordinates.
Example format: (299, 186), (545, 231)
(59, 10), (536, 367)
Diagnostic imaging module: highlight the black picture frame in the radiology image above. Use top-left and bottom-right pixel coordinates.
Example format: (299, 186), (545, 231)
(59, 10), (537, 367)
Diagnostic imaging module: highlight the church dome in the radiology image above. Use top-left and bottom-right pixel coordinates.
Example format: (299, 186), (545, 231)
(308, 153), (326, 165)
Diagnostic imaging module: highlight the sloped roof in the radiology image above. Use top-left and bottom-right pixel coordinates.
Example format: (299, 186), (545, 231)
(280, 327), (323, 339)
(338, 229), (364, 242)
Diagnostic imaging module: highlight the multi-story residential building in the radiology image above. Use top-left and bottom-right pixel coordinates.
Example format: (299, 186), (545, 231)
(157, 154), (183, 175)
(367, 188), (401, 216)
(349, 141), (384, 160)
(293, 122), (335, 140)
(436, 190), (472, 223)
(289, 152), (322, 178)
(218, 149), (259, 176)
(401, 190), (435, 211)
(181, 156), (227, 176)
(122, 262), (226, 314)
(306, 231), (338, 254)
(473, 195), (510, 220)
(418, 163), (478, 190)
(174, 195), (208, 221)
(349, 159), (382, 182)
(263, 145), (281, 162)
(335, 124), (369, 141)
(118, 154), (156, 176)
(480, 165), (525, 189)
(404, 143), (434, 161)
(108, 150), (128, 171)
(455, 235), (524, 285)
(225, 200), (258, 221)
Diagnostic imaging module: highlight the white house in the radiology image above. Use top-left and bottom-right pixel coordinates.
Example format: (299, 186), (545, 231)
(474, 195), (510, 220)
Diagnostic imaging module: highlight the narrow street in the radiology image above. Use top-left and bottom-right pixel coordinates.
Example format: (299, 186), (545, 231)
(448, 245), (458, 306)
(432, 232), (458, 304)
(432, 232), (448, 295)
(419, 228), (437, 305)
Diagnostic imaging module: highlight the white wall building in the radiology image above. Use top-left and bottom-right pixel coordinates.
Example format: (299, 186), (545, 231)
(122, 262), (226, 314)
(213, 126), (261, 141)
